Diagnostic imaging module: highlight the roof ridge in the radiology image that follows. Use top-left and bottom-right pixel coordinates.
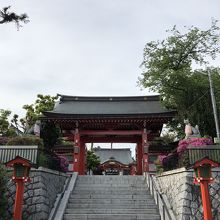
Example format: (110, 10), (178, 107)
(57, 94), (160, 102)
(94, 148), (131, 150)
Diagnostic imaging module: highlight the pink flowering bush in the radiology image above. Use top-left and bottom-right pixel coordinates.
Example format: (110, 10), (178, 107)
(154, 137), (214, 173)
(158, 154), (167, 164)
(155, 152), (179, 173)
(57, 155), (69, 172)
(177, 138), (213, 154)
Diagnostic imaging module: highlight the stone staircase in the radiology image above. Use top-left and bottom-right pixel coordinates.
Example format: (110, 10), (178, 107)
(63, 175), (161, 220)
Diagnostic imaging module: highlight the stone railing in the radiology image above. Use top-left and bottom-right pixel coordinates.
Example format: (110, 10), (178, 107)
(154, 167), (220, 220)
(145, 173), (176, 220)
(6, 167), (69, 220)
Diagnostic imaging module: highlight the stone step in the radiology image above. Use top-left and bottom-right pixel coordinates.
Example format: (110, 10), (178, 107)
(63, 176), (160, 220)
(65, 208), (159, 214)
(74, 185), (148, 191)
(75, 183), (146, 186)
(63, 213), (161, 220)
(75, 182), (146, 184)
(67, 203), (157, 209)
(69, 194), (152, 199)
(77, 176), (144, 180)
(76, 178), (145, 184)
(72, 190), (150, 195)
(68, 198), (156, 204)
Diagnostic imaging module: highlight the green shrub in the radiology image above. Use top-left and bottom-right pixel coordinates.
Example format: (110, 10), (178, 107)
(154, 158), (164, 174)
(0, 163), (8, 220)
(40, 121), (60, 150)
(37, 152), (48, 167)
(6, 135), (43, 148)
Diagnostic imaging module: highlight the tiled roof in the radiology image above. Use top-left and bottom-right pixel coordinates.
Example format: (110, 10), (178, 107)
(93, 148), (134, 165)
(43, 95), (175, 117)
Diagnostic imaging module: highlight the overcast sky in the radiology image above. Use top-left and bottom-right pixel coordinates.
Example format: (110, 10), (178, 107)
(1, 0), (220, 118)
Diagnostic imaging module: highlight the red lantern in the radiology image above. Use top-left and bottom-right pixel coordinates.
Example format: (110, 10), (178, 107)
(193, 157), (219, 184)
(192, 157), (219, 220)
(6, 156), (32, 220)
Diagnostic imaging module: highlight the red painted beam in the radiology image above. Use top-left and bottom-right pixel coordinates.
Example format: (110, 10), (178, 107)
(82, 136), (140, 143)
(63, 133), (156, 142)
(80, 130), (142, 136)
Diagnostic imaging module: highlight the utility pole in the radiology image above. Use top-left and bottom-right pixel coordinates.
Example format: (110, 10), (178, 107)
(208, 69), (220, 141)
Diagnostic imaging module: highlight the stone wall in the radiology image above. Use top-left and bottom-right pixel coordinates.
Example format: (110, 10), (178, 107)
(155, 167), (220, 220)
(6, 167), (69, 220)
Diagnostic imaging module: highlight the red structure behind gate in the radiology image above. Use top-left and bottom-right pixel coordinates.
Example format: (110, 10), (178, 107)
(43, 95), (175, 175)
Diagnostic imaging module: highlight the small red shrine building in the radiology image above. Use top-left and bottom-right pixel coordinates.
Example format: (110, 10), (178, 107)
(93, 148), (134, 175)
(43, 94), (175, 175)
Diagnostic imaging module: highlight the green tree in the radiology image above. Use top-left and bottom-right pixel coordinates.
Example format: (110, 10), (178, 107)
(139, 20), (220, 138)
(87, 150), (101, 174)
(0, 109), (16, 137)
(0, 163), (8, 220)
(21, 94), (60, 148)
(0, 6), (29, 29)
(19, 94), (58, 133)
(40, 121), (60, 150)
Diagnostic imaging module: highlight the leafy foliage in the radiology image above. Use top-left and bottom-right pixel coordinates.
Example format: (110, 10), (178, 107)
(20, 94), (58, 132)
(40, 121), (61, 150)
(0, 109), (16, 137)
(139, 20), (220, 137)
(6, 135), (43, 147)
(0, 163), (8, 220)
(0, 6), (29, 29)
(10, 94), (60, 149)
(154, 157), (164, 174)
(86, 150), (101, 173)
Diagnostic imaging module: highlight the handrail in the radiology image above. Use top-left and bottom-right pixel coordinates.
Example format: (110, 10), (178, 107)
(145, 173), (176, 220)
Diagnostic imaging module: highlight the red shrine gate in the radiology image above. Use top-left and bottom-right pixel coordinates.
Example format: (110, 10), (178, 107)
(43, 95), (175, 175)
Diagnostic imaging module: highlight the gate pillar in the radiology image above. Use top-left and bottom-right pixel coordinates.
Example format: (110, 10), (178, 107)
(142, 129), (149, 173)
(73, 128), (81, 173)
(136, 140), (143, 175)
(79, 140), (86, 175)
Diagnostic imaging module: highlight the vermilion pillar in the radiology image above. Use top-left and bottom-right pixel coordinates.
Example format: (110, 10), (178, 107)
(78, 140), (86, 175)
(136, 141), (143, 175)
(13, 180), (25, 220)
(200, 181), (213, 220)
(142, 129), (149, 173)
(73, 128), (80, 173)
